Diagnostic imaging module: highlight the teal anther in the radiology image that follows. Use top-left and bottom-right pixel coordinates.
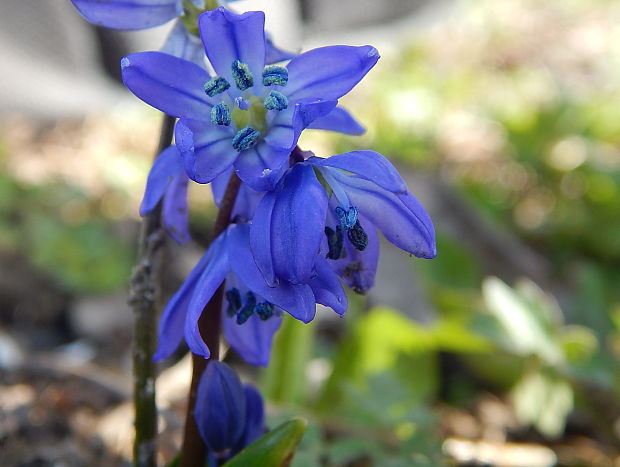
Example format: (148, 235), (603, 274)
(232, 126), (261, 151)
(262, 65), (288, 86)
(231, 60), (254, 90)
(211, 103), (231, 126)
(264, 91), (288, 111)
(204, 76), (230, 97)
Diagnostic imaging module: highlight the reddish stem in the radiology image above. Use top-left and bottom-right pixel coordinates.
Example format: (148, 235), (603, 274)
(179, 172), (241, 467)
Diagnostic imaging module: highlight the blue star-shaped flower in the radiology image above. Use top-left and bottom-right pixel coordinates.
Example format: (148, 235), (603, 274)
(250, 151), (437, 288)
(121, 7), (379, 191)
(154, 223), (346, 364)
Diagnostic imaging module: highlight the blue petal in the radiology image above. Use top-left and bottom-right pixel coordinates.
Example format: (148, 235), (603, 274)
(140, 145), (183, 217)
(313, 150), (408, 194)
(194, 361), (246, 453)
(233, 142), (289, 191)
(162, 173), (190, 244)
(285, 45), (379, 101)
(307, 106), (365, 135)
(199, 8), (266, 90)
(153, 245), (213, 361)
(211, 168), (232, 207)
(266, 99), (337, 151)
(175, 118), (237, 184)
(310, 258), (347, 315)
(229, 223), (317, 323)
(121, 51), (213, 119)
(232, 183), (263, 221)
(212, 169), (263, 221)
(266, 36), (296, 64)
(237, 385), (265, 449)
(71, 0), (179, 30)
(270, 164), (328, 285)
(329, 171), (436, 259)
(184, 232), (230, 358)
(398, 192), (437, 257)
(160, 20), (206, 66)
(223, 311), (281, 367)
(250, 190), (277, 286)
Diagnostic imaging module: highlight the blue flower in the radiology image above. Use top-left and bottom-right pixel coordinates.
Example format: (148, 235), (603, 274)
(70, 0), (292, 65)
(121, 7), (379, 191)
(140, 145), (191, 244)
(154, 223), (346, 364)
(194, 361), (265, 460)
(250, 150), (437, 289)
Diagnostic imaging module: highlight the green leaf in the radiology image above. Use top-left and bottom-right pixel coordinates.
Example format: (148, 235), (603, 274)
(262, 315), (314, 404)
(482, 277), (563, 365)
(560, 325), (598, 364)
(512, 370), (573, 438)
(223, 418), (307, 467)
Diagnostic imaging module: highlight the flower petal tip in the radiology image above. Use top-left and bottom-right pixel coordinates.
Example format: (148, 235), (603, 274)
(366, 46), (379, 59)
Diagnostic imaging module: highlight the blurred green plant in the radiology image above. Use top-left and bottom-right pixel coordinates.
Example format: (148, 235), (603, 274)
(0, 170), (134, 293)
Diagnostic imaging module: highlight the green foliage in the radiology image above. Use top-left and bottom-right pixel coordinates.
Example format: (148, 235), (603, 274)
(223, 418), (307, 467)
(262, 314), (315, 404)
(0, 171), (133, 292)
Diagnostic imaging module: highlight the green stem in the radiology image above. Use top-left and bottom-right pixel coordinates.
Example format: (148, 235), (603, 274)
(129, 114), (175, 467)
(179, 172), (241, 467)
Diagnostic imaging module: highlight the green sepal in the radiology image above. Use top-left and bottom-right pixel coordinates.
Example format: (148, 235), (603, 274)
(223, 418), (307, 467)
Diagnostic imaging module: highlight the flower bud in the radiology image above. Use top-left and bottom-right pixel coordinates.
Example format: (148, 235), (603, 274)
(194, 361), (246, 456)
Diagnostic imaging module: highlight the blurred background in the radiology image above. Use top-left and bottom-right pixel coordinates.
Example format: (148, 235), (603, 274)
(2, 0), (620, 465)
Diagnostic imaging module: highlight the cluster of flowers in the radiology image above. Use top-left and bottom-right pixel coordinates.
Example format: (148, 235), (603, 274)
(72, 0), (436, 457)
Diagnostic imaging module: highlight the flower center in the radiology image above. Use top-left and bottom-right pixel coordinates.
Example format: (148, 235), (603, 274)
(202, 63), (290, 151)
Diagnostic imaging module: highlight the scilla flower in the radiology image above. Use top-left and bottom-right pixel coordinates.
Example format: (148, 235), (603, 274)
(121, 7), (379, 191)
(194, 361), (265, 460)
(154, 223), (345, 365)
(70, 0), (292, 64)
(250, 151), (437, 290)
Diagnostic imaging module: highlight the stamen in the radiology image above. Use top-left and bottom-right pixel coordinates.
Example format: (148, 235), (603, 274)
(347, 220), (368, 251)
(335, 206), (358, 230)
(262, 65), (288, 86)
(225, 288), (242, 317)
(325, 226), (344, 260)
(254, 302), (275, 321)
(231, 60), (254, 91)
(210, 103), (231, 126)
(204, 76), (230, 97)
(232, 126), (261, 151)
(264, 91), (288, 111)
(236, 291), (257, 325)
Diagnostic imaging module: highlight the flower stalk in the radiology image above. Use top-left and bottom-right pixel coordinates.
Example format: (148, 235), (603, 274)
(129, 114), (175, 467)
(179, 172), (241, 467)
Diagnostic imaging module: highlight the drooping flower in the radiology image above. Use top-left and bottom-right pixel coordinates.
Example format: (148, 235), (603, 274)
(140, 145), (191, 244)
(70, 0), (292, 65)
(194, 361), (265, 460)
(154, 223), (346, 365)
(121, 7), (379, 191)
(250, 150), (437, 290)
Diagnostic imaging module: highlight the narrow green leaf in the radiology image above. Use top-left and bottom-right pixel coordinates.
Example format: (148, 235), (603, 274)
(223, 418), (308, 467)
(262, 315), (314, 404)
